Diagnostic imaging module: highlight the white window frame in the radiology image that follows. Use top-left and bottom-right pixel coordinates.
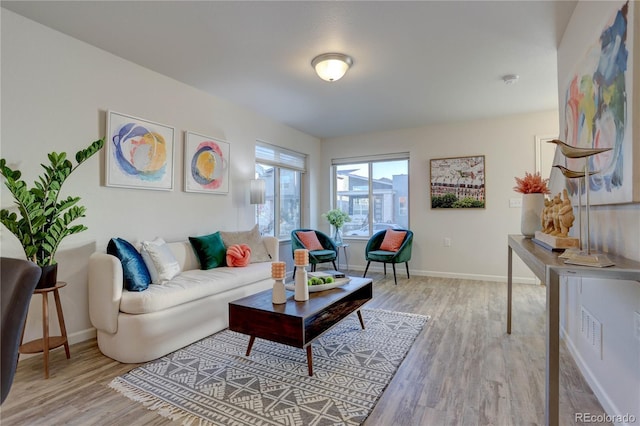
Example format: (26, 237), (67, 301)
(256, 141), (306, 240)
(331, 153), (410, 239)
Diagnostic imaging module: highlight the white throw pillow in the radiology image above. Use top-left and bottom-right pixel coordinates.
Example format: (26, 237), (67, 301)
(140, 238), (181, 284)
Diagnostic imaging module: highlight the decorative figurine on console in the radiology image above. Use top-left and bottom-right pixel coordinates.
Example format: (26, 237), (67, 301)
(533, 189), (579, 251)
(557, 189), (575, 237)
(541, 198), (554, 234)
(546, 139), (614, 267)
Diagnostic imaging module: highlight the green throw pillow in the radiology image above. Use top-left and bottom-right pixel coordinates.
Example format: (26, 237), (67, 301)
(189, 232), (227, 270)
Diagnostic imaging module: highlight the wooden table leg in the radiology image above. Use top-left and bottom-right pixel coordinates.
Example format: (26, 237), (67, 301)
(246, 336), (255, 356)
(546, 270), (560, 426)
(306, 345), (313, 376)
(507, 245), (513, 334)
(42, 292), (50, 379)
(357, 310), (365, 329)
(53, 289), (70, 359)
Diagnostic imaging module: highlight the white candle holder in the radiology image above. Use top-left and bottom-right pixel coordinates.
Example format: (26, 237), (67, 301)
(293, 249), (309, 301)
(271, 262), (287, 304)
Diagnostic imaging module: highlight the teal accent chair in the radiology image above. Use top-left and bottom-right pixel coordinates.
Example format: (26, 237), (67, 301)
(291, 229), (338, 279)
(362, 229), (413, 285)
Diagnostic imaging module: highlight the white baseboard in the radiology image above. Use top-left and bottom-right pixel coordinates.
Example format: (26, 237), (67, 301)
(69, 327), (97, 344)
(344, 265), (538, 285)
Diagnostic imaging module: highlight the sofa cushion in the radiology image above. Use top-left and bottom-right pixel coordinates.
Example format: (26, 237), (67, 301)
(219, 225), (271, 263)
(189, 232), (227, 269)
(141, 238), (181, 283)
(107, 238), (150, 292)
(119, 262), (271, 314)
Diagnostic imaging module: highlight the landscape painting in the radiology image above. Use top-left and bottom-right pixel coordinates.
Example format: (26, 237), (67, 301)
(430, 155), (485, 209)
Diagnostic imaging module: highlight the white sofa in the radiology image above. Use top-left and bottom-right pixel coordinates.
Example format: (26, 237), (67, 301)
(88, 236), (278, 363)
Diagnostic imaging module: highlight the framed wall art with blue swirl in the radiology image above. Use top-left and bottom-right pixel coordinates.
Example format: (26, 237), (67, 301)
(184, 131), (230, 194)
(106, 111), (175, 191)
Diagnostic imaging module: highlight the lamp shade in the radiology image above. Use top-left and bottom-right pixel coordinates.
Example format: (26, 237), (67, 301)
(250, 179), (266, 205)
(311, 53), (353, 82)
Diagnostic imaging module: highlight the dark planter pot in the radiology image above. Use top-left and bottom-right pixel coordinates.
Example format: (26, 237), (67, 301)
(36, 263), (58, 289)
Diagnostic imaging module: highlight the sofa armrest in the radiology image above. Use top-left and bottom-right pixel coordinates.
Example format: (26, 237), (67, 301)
(88, 252), (123, 334)
(262, 236), (279, 262)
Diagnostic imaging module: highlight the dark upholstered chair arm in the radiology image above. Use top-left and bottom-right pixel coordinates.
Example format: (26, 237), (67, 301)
(365, 230), (387, 253)
(1, 257), (41, 404)
(393, 231), (413, 263)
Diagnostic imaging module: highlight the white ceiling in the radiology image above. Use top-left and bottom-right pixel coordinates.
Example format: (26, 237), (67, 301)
(2, 1), (576, 139)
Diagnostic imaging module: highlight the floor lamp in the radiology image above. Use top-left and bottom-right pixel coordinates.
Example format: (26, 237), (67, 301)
(250, 179), (266, 233)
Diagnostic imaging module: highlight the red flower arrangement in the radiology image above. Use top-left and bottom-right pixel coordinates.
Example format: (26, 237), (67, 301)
(513, 172), (550, 194)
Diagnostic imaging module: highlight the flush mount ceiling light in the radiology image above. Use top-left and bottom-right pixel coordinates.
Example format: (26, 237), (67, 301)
(502, 74), (520, 85)
(311, 53), (353, 82)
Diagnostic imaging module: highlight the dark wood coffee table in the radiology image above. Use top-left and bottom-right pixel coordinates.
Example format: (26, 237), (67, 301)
(228, 277), (373, 376)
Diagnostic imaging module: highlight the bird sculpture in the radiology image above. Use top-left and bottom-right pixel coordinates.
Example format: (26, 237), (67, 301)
(553, 165), (598, 179)
(547, 139), (612, 158)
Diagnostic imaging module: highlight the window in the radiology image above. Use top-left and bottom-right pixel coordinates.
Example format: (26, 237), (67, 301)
(332, 154), (409, 238)
(255, 142), (305, 239)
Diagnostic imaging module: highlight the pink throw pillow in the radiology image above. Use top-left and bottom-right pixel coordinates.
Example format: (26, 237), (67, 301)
(296, 231), (324, 251)
(379, 230), (407, 252)
(226, 244), (251, 267)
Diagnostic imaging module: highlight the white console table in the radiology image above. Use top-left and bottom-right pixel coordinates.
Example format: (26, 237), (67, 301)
(507, 234), (640, 426)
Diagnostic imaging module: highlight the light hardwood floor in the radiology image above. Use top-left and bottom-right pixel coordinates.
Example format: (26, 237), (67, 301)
(0, 273), (610, 425)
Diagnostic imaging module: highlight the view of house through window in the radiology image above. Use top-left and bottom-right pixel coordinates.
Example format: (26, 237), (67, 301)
(255, 143), (305, 239)
(333, 156), (409, 238)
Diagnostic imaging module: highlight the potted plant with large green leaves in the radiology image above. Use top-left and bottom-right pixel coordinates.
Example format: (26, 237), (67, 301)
(0, 139), (104, 288)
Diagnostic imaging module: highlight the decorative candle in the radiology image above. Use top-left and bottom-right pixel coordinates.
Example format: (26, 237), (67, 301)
(294, 249), (309, 266)
(271, 261), (286, 279)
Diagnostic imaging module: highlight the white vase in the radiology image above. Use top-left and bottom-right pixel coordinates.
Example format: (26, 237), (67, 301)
(294, 266), (309, 301)
(521, 193), (545, 238)
(272, 279), (286, 304)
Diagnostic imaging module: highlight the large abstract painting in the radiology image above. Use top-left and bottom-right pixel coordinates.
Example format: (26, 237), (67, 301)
(561, 1), (636, 205)
(184, 132), (230, 194)
(106, 111), (175, 191)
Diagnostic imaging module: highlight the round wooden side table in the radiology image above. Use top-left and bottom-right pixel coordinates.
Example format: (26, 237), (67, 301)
(19, 282), (71, 379)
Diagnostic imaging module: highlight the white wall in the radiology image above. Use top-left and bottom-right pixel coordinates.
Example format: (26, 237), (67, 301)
(321, 110), (560, 283)
(556, 1), (639, 423)
(0, 10), (321, 346)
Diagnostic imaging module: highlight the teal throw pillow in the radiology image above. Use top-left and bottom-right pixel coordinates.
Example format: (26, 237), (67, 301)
(107, 238), (150, 292)
(189, 232), (227, 269)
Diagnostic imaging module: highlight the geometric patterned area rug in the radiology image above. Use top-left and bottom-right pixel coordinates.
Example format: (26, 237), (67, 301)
(110, 308), (429, 426)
